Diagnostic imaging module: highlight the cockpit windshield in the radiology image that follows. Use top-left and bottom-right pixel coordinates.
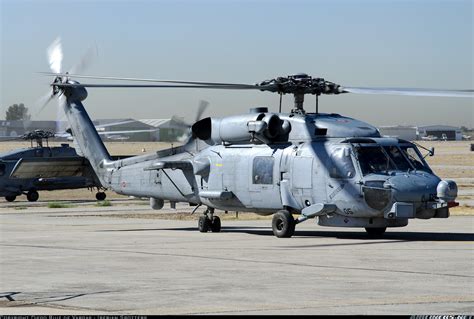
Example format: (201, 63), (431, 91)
(354, 144), (431, 175)
(355, 146), (395, 175)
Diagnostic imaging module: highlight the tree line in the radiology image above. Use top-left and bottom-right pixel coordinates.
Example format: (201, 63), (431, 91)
(5, 103), (30, 121)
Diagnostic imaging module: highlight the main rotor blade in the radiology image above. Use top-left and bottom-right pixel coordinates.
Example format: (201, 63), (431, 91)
(47, 37), (62, 74)
(54, 83), (261, 89)
(340, 86), (474, 98)
(40, 72), (257, 87)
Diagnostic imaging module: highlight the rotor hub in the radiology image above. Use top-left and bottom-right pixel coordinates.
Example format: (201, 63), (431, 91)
(257, 74), (342, 96)
(257, 74), (343, 113)
(52, 75), (65, 95)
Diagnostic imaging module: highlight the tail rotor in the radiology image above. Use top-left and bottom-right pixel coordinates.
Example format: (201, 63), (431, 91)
(32, 37), (98, 136)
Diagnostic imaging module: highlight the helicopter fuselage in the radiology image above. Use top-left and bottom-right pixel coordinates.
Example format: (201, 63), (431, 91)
(100, 136), (452, 229)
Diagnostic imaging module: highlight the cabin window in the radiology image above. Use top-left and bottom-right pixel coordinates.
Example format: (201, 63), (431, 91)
(253, 156), (274, 184)
(0, 164), (5, 176)
(329, 147), (355, 179)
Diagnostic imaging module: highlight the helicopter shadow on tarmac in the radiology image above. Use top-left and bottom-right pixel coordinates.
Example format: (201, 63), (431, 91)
(100, 226), (474, 242)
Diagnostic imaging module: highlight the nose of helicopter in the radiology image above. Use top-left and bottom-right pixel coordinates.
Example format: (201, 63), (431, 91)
(385, 172), (440, 203)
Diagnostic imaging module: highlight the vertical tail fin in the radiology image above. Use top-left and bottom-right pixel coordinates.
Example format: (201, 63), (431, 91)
(60, 87), (112, 185)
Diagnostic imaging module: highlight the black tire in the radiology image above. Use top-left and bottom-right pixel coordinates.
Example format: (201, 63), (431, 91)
(365, 227), (387, 238)
(26, 190), (39, 202)
(272, 210), (295, 238)
(5, 195), (16, 202)
(96, 192), (106, 201)
(210, 216), (221, 232)
(198, 215), (211, 232)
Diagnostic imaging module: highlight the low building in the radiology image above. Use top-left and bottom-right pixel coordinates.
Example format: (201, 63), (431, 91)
(418, 125), (462, 141)
(0, 118), (186, 142)
(93, 118), (186, 142)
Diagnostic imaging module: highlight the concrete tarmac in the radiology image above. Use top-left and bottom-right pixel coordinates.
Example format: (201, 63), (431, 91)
(0, 205), (473, 315)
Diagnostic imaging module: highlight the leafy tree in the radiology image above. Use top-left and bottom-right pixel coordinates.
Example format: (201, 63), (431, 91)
(5, 103), (31, 120)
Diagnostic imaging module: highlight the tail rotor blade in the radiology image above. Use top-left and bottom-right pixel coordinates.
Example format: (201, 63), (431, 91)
(69, 42), (98, 75)
(47, 37), (63, 74)
(32, 91), (54, 117)
(55, 100), (68, 134)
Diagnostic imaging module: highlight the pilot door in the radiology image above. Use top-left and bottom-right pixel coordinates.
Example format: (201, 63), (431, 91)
(248, 148), (283, 210)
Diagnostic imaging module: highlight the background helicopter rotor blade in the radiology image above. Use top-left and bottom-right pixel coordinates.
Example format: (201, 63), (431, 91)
(169, 100), (210, 143)
(340, 86), (474, 98)
(170, 100), (210, 129)
(195, 100), (209, 123)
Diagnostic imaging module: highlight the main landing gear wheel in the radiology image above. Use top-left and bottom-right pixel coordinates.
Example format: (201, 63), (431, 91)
(5, 195), (16, 202)
(198, 208), (221, 233)
(96, 192), (106, 201)
(26, 190), (39, 202)
(365, 227), (387, 238)
(210, 216), (221, 232)
(272, 210), (295, 238)
(198, 215), (211, 232)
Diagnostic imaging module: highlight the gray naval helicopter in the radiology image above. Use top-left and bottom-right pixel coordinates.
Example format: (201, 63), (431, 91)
(42, 66), (472, 237)
(0, 129), (107, 202)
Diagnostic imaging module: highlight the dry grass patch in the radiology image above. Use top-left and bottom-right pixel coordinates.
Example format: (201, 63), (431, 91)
(450, 205), (474, 216)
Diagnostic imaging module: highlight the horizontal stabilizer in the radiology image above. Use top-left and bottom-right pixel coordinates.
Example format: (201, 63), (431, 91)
(143, 160), (193, 171)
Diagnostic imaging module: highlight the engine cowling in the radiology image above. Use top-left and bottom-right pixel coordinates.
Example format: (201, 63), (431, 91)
(192, 112), (290, 144)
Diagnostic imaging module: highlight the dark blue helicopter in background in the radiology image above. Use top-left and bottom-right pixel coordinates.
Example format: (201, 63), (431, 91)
(0, 130), (106, 202)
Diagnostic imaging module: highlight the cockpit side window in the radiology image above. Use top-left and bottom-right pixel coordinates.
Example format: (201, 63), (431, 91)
(400, 146), (431, 172)
(329, 147), (355, 179)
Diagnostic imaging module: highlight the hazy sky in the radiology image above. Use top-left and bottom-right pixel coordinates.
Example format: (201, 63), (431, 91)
(1, 0), (473, 127)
